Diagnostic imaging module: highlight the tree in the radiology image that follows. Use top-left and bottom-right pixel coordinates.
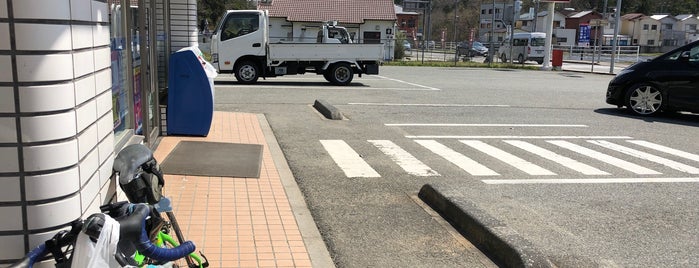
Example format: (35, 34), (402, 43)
(197, 0), (256, 31)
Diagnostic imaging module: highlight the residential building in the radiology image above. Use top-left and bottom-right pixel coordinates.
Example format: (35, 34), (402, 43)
(479, 2), (510, 43)
(652, 14), (682, 48)
(519, 10), (566, 33)
(518, 10), (575, 46)
(620, 13), (660, 47)
(675, 14), (699, 44)
(257, 0), (397, 60)
(395, 4), (419, 42)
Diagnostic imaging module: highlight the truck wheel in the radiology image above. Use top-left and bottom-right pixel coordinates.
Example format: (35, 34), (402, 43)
(327, 63), (353, 86)
(500, 53), (507, 63)
(235, 61), (259, 84)
(517, 54), (525, 64)
(323, 71), (332, 83)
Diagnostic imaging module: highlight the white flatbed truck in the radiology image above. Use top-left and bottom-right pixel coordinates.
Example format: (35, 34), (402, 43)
(210, 10), (384, 86)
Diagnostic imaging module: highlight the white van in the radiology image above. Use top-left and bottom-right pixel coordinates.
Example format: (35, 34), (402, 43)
(498, 32), (546, 64)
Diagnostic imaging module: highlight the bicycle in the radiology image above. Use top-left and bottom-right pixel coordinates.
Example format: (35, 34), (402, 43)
(10, 143), (208, 268)
(113, 144), (208, 268)
(8, 202), (194, 268)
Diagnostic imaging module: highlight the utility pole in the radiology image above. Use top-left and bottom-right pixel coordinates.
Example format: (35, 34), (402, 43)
(610, 0), (622, 74)
(541, 0), (554, 70)
(453, 0), (459, 65)
(489, 0), (496, 66)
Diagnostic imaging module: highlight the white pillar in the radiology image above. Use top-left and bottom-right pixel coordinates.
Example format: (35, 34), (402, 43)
(541, 2), (555, 70)
(0, 0), (115, 262)
(170, 0), (198, 52)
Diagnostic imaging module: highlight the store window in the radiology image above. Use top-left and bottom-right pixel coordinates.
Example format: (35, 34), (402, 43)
(110, 1), (132, 142)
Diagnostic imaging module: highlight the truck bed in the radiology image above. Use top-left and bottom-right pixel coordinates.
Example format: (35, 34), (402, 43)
(267, 43), (384, 62)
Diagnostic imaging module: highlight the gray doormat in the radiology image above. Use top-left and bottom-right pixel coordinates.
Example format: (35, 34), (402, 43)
(161, 141), (263, 178)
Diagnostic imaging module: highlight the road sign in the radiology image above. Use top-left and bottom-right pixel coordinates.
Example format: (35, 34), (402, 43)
(578, 24), (591, 46)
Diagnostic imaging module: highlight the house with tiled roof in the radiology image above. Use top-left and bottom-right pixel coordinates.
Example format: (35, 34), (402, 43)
(257, 0), (397, 60)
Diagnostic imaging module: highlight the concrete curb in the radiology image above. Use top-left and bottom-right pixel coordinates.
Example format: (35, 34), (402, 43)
(258, 114), (336, 268)
(313, 99), (343, 120)
(418, 184), (555, 268)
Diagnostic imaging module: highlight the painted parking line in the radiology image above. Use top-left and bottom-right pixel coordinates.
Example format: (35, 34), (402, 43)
(415, 140), (499, 176)
(460, 140), (556, 176)
(589, 140), (699, 174)
(375, 75), (441, 90)
(482, 177), (699, 184)
(548, 140), (661, 175)
(368, 140), (440, 177)
(504, 140), (610, 175)
(320, 140), (380, 178)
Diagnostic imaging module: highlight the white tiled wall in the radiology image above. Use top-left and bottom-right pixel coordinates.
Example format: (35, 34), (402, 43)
(16, 54), (74, 81)
(24, 166), (80, 201)
(0, 0), (117, 261)
(12, 0), (71, 20)
(0, 87), (14, 112)
(26, 194), (82, 230)
(0, 147), (19, 173)
(22, 139), (80, 172)
(0, 23), (9, 50)
(20, 111), (77, 142)
(0, 177), (20, 202)
(0, 117), (16, 143)
(19, 83), (76, 113)
(15, 23), (72, 51)
(0, 56), (12, 82)
(0, 0), (7, 18)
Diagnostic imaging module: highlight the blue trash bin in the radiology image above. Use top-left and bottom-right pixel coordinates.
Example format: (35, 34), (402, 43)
(167, 47), (217, 136)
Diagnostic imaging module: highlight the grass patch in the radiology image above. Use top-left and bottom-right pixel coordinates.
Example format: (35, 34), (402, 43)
(383, 60), (541, 70)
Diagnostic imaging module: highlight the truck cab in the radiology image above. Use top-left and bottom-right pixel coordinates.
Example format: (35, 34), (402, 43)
(318, 22), (352, 44)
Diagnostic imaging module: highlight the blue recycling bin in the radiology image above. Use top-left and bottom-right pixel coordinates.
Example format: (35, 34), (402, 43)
(167, 47), (217, 136)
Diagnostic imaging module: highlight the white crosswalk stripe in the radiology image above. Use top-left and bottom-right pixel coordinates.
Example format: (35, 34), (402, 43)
(319, 139), (699, 180)
(588, 140), (699, 174)
(626, 140), (699, 162)
(415, 140), (499, 176)
(548, 140), (661, 175)
(369, 140), (440, 176)
(504, 140), (610, 175)
(320, 140), (380, 178)
(460, 140), (556, 176)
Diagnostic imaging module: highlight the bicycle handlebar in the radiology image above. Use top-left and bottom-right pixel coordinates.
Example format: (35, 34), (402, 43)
(119, 203), (196, 262)
(6, 244), (45, 268)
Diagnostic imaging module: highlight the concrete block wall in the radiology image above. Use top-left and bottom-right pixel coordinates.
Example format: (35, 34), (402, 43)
(0, 0), (115, 263)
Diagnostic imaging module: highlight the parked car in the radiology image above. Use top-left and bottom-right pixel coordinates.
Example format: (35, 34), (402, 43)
(402, 40), (411, 51)
(606, 40), (699, 116)
(457, 41), (488, 57)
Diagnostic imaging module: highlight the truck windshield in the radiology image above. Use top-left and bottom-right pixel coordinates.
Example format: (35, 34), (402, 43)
(220, 13), (259, 41)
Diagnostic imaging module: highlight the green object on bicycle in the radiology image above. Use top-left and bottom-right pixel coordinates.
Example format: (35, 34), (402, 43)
(157, 231), (206, 268)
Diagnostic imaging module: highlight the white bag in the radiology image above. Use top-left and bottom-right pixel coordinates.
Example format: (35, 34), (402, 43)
(71, 214), (122, 268)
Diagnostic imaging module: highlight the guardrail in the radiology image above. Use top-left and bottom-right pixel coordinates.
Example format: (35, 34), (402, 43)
(552, 45), (641, 63)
